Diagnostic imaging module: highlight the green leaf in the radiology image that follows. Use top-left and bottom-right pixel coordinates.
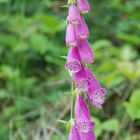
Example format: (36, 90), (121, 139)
(117, 33), (140, 45)
(102, 119), (119, 132)
(0, 0), (9, 3)
(136, 60), (140, 77)
(0, 89), (14, 99)
(93, 117), (103, 138)
(92, 39), (113, 50)
(29, 33), (48, 54)
(34, 15), (65, 35)
(0, 65), (19, 80)
(120, 44), (137, 61)
(14, 97), (37, 112)
(51, 134), (61, 140)
(117, 62), (138, 80)
(0, 125), (8, 140)
(124, 89), (140, 120)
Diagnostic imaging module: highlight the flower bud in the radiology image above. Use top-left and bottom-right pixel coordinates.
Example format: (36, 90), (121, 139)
(77, 0), (90, 14)
(68, 3), (81, 24)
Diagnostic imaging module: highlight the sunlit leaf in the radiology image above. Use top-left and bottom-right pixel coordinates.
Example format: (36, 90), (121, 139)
(124, 89), (140, 120)
(102, 119), (119, 132)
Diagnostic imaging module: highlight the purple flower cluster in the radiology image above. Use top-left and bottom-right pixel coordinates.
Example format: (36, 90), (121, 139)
(65, 0), (106, 139)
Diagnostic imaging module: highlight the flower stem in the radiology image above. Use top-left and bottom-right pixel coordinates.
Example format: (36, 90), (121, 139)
(68, 0), (75, 5)
(70, 77), (75, 119)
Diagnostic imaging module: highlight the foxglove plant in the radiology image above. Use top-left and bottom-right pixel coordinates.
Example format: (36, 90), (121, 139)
(64, 0), (106, 139)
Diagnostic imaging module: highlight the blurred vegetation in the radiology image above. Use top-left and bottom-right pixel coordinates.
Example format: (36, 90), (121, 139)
(0, 0), (140, 140)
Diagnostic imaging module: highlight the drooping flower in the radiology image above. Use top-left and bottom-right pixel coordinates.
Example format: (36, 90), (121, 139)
(77, 0), (90, 14)
(65, 47), (81, 73)
(85, 68), (106, 109)
(75, 95), (91, 123)
(68, 126), (81, 140)
(78, 39), (95, 64)
(68, 3), (81, 24)
(76, 17), (89, 39)
(74, 67), (90, 92)
(75, 95), (96, 140)
(66, 24), (77, 47)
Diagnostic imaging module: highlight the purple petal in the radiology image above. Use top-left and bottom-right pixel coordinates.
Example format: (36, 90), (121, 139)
(85, 67), (100, 89)
(87, 87), (106, 109)
(77, 121), (95, 133)
(68, 3), (81, 24)
(85, 68), (106, 109)
(66, 24), (77, 47)
(79, 130), (96, 140)
(78, 39), (95, 64)
(75, 95), (91, 123)
(76, 17), (89, 39)
(65, 47), (81, 73)
(65, 24), (77, 46)
(68, 126), (81, 140)
(77, 0), (90, 14)
(74, 67), (90, 92)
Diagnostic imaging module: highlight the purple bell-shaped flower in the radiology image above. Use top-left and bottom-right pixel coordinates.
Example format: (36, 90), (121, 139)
(78, 39), (95, 64)
(66, 24), (77, 47)
(75, 95), (96, 140)
(76, 17), (89, 39)
(74, 67), (90, 92)
(65, 47), (82, 73)
(68, 125), (80, 140)
(77, 0), (90, 14)
(68, 3), (81, 24)
(85, 68), (106, 109)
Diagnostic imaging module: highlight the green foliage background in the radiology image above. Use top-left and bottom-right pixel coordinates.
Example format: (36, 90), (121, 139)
(0, 0), (140, 140)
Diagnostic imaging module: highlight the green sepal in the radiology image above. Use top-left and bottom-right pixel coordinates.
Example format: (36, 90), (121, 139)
(66, 120), (72, 132)
(72, 88), (77, 97)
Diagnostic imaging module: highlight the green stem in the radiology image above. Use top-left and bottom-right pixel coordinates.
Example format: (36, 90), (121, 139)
(68, 0), (75, 5)
(70, 77), (75, 119)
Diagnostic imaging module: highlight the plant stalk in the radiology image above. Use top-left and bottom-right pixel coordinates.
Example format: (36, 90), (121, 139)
(68, 0), (75, 5)
(70, 77), (75, 119)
